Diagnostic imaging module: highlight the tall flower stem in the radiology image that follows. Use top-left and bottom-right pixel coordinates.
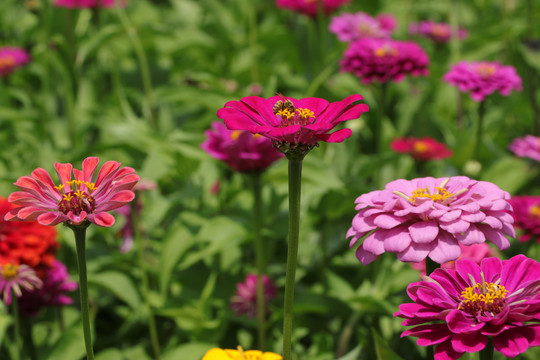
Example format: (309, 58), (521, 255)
(479, 338), (493, 360)
(12, 294), (21, 360)
(282, 157), (303, 360)
(473, 100), (486, 160)
(22, 316), (38, 360)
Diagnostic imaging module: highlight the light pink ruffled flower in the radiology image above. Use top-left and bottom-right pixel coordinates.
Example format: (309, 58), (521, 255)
(340, 38), (429, 84)
(0, 47), (30, 77)
(54, 0), (126, 8)
(390, 136), (452, 161)
(329, 12), (396, 42)
(409, 21), (468, 43)
(508, 195), (540, 243)
(5, 157), (139, 227)
(347, 176), (514, 265)
(276, 0), (350, 17)
(230, 274), (278, 318)
(0, 263), (42, 305)
(443, 61), (522, 102)
(508, 135), (540, 162)
(395, 255), (540, 360)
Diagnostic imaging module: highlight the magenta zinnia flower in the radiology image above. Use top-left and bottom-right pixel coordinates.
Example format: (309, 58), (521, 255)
(347, 176), (514, 265)
(201, 121), (284, 173)
(0, 263), (42, 305)
(329, 12), (396, 42)
(508, 195), (540, 243)
(54, 0), (126, 8)
(5, 157), (139, 227)
(508, 135), (540, 162)
(390, 136), (452, 161)
(230, 274), (278, 318)
(409, 21), (468, 44)
(396, 255), (540, 359)
(340, 38), (429, 84)
(276, 0), (350, 17)
(443, 61), (522, 102)
(0, 47), (30, 77)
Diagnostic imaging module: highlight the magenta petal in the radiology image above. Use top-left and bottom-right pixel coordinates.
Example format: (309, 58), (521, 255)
(37, 212), (64, 226)
(315, 128), (352, 143)
(383, 226), (412, 252)
(355, 245), (379, 265)
(447, 309), (484, 333)
(88, 212), (116, 227)
(362, 232), (385, 255)
(451, 332), (487, 352)
(493, 328), (532, 358)
(434, 340), (465, 360)
(54, 162), (73, 187)
(409, 221), (439, 243)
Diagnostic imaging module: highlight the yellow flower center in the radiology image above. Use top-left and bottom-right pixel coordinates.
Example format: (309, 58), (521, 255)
(412, 140), (430, 154)
(529, 204), (540, 218)
(458, 282), (508, 316)
(55, 180), (96, 216)
(409, 186), (455, 204)
(1, 263), (19, 280)
(230, 130), (243, 141)
(476, 64), (496, 77)
(276, 108), (315, 127)
(0, 55), (16, 69)
(374, 46), (398, 57)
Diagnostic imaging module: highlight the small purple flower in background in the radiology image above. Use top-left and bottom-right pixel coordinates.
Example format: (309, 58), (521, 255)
(347, 176), (514, 265)
(54, 0), (126, 8)
(0, 263), (42, 305)
(230, 274), (277, 318)
(201, 121), (284, 173)
(395, 255), (540, 360)
(443, 61), (522, 102)
(409, 21), (468, 44)
(329, 12), (396, 42)
(0, 47), (30, 77)
(276, 0), (350, 17)
(340, 38), (429, 84)
(509, 195), (540, 243)
(508, 135), (540, 162)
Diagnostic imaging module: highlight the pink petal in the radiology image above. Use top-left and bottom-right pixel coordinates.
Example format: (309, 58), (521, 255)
(446, 309), (485, 333)
(383, 226), (412, 252)
(373, 213), (407, 229)
(456, 225), (485, 245)
(362, 231), (385, 255)
(37, 212), (65, 226)
(477, 224), (510, 250)
(95, 160), (121, 187)
(409, 221), (439, 243)
(451, 332), (487, 352)
(397, 242), (432, 262)
(54, 162), (73, 189)
(434, 340), (465, 360)
(81, 157), (99, 182)
(428, 232), (461, 264)
(88, 212), (115, 227)
(355, 245), (379, 265)
(493, 328), (533, 358)
(315, 128), (352, 143)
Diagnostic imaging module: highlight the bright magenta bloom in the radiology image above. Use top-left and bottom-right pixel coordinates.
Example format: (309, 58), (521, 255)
(390, 137), (452, 161)
(329, 12), (396, 42)
(201, 121), (284, 173)
(508, 135), (540, 162)
(5, 157), (139, 227)
(0, 47), (30, 77)
(347, 176), (514, 265)
(396, 255), (540, 359)
(276, 0), (350, 17)
(508, 195), (540, 243)
(443, 61), (522, 102)
(340, 38), (429, 84)
(0, 263), (42, 305)
(230, 274), (278, 318)
(409, 21), (468, 43)
(54, 0), (126, 8)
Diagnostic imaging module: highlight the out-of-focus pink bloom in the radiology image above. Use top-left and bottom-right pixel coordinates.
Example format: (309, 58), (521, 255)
(508, 195), (540, 242)
(329, 12), (396, 42)
(54, 0), (126, 8)
(210, 180), (220, 195)
(0, 47), (30, 77)
(508, 135), (540, 162)
(276, 0), (350, 17)
(0, 263), (42, 305)
(390, 137), (452, 161)
(347, 176), (514, 265)
(5, 157), (139, 227)
(230, 274), (277, 318)
(201, 121), (284, 173)
(409, 21), (468, 43)
(340, 38), (429, 84)
(443, 61), (522, 102)
(18, 260), (77, 317)
(395, 255), (540, 359)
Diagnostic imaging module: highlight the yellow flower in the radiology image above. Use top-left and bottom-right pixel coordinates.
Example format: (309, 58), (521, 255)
(202, 346), (282, 360)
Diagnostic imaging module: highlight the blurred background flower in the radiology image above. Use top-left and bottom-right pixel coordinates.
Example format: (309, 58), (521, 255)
(509, 195), (540, 242)
(408, 21), (468, 43)
(276, 0), (350, 17)
(0, 47), (30, 77)
(390, 136), (452, 161)
(329, 12), (396, 42)
(230, 274), (277, 318)
(508, 135), (540, 162)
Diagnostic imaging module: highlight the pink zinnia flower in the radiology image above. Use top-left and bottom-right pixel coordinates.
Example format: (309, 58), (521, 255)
(201, 121), (284, 173)
(54, 0), (126, 8)
(0, 47), (30, 77)
(0, 263), (42, 305)
(230, 274), (278, 318)
(508, 135), (540, 162)
(347, 176), (514, 265)
(329, 12), (396, 42)
(395, 255), (540, 359)
(390, 137), (452, 161)
(4, 157), (139, 227)
(508, 195), (540, 242)
(276, 0), (350, 17)
(409, 21), (468, 43)
(340, 38), (429, 84)
(443, 61), (522, 102)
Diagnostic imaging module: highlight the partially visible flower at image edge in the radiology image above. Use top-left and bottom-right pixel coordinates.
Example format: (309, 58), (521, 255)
(0, 46), (30, 77)
(53, 0), (127, 8)
(202, 346), (282, 360)
(329, 12), (396, 42)
(409, 21), (468, 44)
(0, 263), (42, 305)
(508, 135), (540, 162)
(230, 273), (278, 318)
(390, 136), (452, 161)
(395, 255), (540, 360)
(508, 195), (540, 243)
(276, 0), (350, 18)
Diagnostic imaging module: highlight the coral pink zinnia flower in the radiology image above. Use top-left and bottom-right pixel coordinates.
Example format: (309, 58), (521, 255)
(4, 157), (139, 227)
(230, 274), (278, 318)
(201, 121), (284, 173)
(340, 38), (429, 84)
(347, 176), (514, 265)
(443, 61), (522, 102)
(203, 347), (282, 360)
(0, 263), (42, 305)
(508, 195), (540, 243)
(329, 12), (396, 42)
(409, 21), (468, 44)
(390, 137), (452, 161)
(54, 0), (126, 8)
(0, 47), (30, 77)
(508, 135), (540, 162)
(276, 0), (350, 18)
(395, 255), (540, 360)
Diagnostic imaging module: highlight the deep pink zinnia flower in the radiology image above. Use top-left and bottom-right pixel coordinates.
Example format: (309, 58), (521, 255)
(230, 274), (278, 318)
(340, 38), (429, 84)
(390, 137), (452, 161)
(0, 263), (42, 305)
(201, 121), (285, 173)
(508, 135), (540, 162)
(329, 12), (396, 42)
(508, 195), (540, 243)
(4, 157), (139, 227)
(409, 21), (468, 44)
(276, 0), (350, 17)
(54, 0), (126, 8)
(347, 176), (514, 265)
(0, 47), (30, 77)
(395, 255), (540, 359)
(443, 61), (522, 102)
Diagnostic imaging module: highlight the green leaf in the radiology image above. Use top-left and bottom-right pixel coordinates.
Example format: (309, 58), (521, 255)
(335, 345), (362, 360)
(371, 328), (404, 360)
(89, 271), (142, 311)
(162, 343), (216, 360)
(45, 319), (86, 360)
(481, 157), (537, 194)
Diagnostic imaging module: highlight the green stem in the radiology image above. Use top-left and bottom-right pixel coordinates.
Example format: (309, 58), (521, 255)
(473, 101), (486, 160)
(251, 173), (266, 350)
(335, 312), (361, 358)
(479, 338), (493, 360)
(22, 316), (38, 360)
(282, 158), (303, 360)
(12, 294), (20, 360)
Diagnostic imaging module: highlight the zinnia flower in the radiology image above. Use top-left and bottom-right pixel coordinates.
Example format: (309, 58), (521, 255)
(390, 137), (452, 161)
(0, 47), (30, 77)
(340, 38), (429, 84)
(395, 255), (540, 359)
(0, 263), (42, 305)
(217, 95), (369, 156)
(276, 0), (350, 17)
(54, 0), (126, 8)
(4, 157), (139, 227)
(508, 135), (540, 162)
(203, 346), (282, 360)
(409, 21), (468, 43)
(230, 274), (278, 318)
(201, 121), (284, 173)
(329, 12), (396, 42)
(508, 195), (540, 242)
(443, 61), (522, 102)
(347, 176), (514, 265)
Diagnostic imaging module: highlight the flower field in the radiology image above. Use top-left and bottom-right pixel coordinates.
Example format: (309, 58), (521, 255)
(1, 1), (540, 359)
